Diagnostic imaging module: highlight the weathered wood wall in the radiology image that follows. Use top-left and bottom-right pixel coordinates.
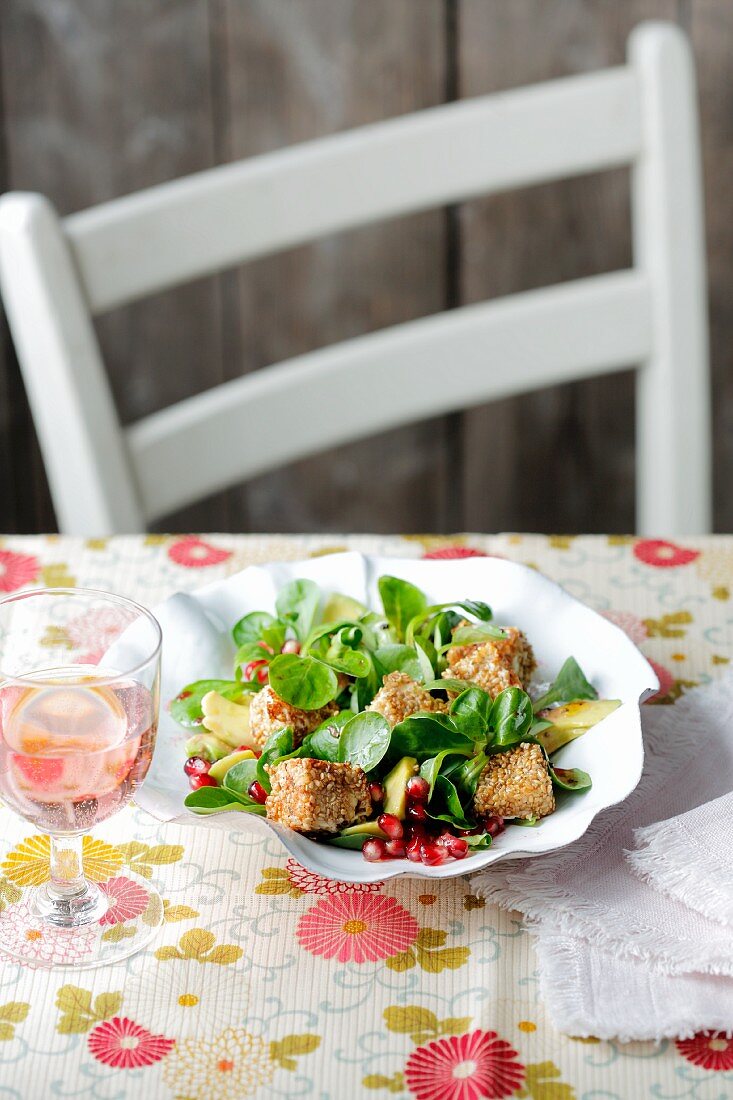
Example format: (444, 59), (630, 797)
(0, 0), (726, 534)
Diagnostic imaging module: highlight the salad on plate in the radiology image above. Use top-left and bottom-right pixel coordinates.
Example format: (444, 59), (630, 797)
(171, 575), (619, 867)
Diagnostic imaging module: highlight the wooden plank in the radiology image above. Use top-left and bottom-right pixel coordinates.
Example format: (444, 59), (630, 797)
(0, 12), (54, 533)
(690, 0), (730, 532)
(211, 0), (449, 535)
(457, 0), (679, 535)
(0, 0), (228, 531)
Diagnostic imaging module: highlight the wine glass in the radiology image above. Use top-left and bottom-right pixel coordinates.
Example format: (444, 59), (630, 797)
(0, 587), (162, 968)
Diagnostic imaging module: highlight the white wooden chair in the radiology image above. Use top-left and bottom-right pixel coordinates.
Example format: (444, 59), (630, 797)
(0, 22), (711, 536)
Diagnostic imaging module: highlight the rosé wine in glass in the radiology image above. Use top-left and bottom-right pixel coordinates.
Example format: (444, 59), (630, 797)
(0, 672), (156, 834)
(0, 587), (162, 970)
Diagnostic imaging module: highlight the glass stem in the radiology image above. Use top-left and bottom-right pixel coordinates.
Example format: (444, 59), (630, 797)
(34, 834), (106, 928)
(48, 834), (86, 901)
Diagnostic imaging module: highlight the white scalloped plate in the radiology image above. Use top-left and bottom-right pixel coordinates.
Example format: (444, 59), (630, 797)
(126, 553), (658, 882)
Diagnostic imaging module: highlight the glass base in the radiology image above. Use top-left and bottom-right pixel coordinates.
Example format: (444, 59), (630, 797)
(0, 870), (163, 970)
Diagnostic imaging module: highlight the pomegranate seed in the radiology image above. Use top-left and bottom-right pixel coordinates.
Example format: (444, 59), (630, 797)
(385, 839), (406, 858)
(404, 821), (427, 841)
(251, 749), (263, 758)
(362, 838), (386, 862)
(243, 659), (269, 683)
(183, 756), (211, 778)
(405, 836), (423, 862)
(257, 641), (275, 655)
(369, 782), (384, 803)
(189, 773), (217, 790)
(407, 803), (428, 822)
(406, 775), (430, 803)
(444, 835), (469, 859)
(176, 689), (193, 701)
(420, 841), (449, 866)
(377, 813), (403, 840)
(247, 781), (268, 805)
(484, 815), (505, 838)
(281, 639), (301, 655)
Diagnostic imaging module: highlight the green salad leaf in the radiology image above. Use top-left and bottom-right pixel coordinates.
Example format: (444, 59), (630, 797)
(223, 757), (260, 797)
(184, 785), (266, 816)
(320, 628), (371, 678)
(389, 713), (473, 761)
(427, 774), (475, 831)
(253, 726), (294, 792)
(378, 576), (428, 641)
(405, 600), (494, 646)
(337, 712), (391, 772)
(268, 653), (339, 710)
(294, 711), (352, 762)
(439, 622), (506, 650)
(548, 765), (592, 792)
(419, 748), (473, 798)
(374, 644), (422, 682)
(414, 639), (435, 682)
(532, 656), (598, 712)
(450, 687), (492, 739)
(490, 688), (534, 747)
(232, 611), (286, 652)
(276, 579), (320, 643)
(444, 750), (488, 803)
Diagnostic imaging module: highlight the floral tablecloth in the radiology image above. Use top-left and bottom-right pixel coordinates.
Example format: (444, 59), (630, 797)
(0, 532), (731, 1100)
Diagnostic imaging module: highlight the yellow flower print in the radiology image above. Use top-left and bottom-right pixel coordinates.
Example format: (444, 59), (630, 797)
(1, 835), (123, 887)
(163, 1028), (274, 1100)
(696, 547), (733, 596)
(41, 564), (75, 588)
(0, 1001), (30, 1041)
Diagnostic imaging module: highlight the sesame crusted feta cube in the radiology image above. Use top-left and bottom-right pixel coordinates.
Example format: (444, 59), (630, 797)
(367, 671), (447, 727)
(249, 686), (339, 748)
(473, 742), (555, 820)
(443, 624), (536, 697)
(265, 758), (371, 834)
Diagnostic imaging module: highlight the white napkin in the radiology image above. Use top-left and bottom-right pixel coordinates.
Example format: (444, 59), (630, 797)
(536, 934), (733, 1041)
(627, 791), (733, 928)
(474, 675), (733, 1039)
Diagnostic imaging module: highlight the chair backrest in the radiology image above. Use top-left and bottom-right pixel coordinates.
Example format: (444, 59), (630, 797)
(0, 21), (710, 536)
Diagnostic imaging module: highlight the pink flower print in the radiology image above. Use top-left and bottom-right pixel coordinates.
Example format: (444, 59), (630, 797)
(88, 1016), (175, 1068)
(99, 876), (149, 926)
(285, 858), (383, 895)
(648, 658), (675, 702)
(168, 537), (232, 569)
(601, 609), (649, 646)
(633, 539), (699, 568)
(676, 1031), (733, 1071)
(422, 547), (488, 560)
(0, 900), (95, 966)
(66, 605), (135, 664)
(0, 549), (40, 593)
(296, 894), (419, 963)
(404, 1030), (526, 1100)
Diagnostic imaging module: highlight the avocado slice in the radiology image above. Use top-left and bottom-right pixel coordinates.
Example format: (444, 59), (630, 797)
(535, 699), (621, 755)
(339, 820), (388, 838)
(184, 732), (233, 762)
(208, 749), (256, 783)
(382, 756), (419, 819)
(322, 593), (369, 623)
(201, 691), (253, 750)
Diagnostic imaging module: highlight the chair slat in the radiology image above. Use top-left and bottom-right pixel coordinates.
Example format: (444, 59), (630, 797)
(67, 68), (641, 315)
(126, 270), (652, 521)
